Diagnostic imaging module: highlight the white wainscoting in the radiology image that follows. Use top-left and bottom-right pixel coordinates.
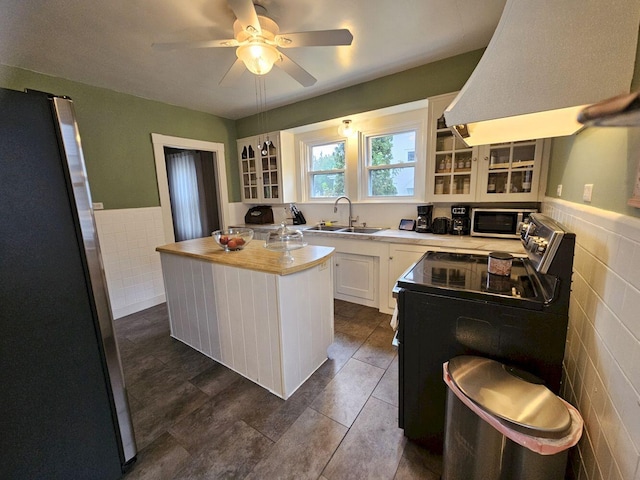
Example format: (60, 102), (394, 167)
(94, 207), (166, 319)
(159, 252), (334, 399)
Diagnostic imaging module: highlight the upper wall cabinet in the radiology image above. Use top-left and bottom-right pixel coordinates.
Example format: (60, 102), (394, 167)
(238, 131), (296, 204)
(426, 93), (549, 203)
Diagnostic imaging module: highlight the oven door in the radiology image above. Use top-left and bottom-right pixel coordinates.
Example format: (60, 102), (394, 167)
(470, 209), (535, 238)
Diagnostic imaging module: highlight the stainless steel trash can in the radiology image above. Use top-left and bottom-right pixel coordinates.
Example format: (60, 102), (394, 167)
(442, 356), (582, 480)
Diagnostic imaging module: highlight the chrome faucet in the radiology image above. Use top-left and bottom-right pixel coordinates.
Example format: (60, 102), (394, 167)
(333, 196), (358, 228)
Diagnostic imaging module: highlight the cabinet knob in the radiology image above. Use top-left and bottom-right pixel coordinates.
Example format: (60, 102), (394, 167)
(483, 156), (489, 161)
(389, 256), (394, 260)
(335, 263), (339, 267)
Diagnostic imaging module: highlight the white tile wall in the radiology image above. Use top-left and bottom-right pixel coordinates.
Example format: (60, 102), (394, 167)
(94, 207), (166, 319)
(543, 198), (640, 480)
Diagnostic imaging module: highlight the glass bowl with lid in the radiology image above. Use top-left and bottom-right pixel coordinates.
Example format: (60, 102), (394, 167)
(264, 223), (307, 264)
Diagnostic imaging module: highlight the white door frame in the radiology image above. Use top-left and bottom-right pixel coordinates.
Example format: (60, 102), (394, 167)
(151, 133), (230, 244)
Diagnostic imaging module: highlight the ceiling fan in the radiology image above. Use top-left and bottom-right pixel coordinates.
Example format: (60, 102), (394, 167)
(152, 0), (353, 87)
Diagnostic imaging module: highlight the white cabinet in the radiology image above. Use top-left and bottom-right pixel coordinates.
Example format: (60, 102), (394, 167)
(426, 93), (548, 203)
(387, 244), (431, 310)
(475, 139), (548, 202)
(334, 252), (377, 307)
(427, 93), (478, 202)
(238, 131), (296, 204)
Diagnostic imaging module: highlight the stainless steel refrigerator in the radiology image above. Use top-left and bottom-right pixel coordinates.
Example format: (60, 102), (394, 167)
(0, 88), (137, 478)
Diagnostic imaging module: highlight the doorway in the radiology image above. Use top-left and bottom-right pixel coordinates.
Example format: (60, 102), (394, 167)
(151, 134), (230, 244)
(164, 147), (220, 241)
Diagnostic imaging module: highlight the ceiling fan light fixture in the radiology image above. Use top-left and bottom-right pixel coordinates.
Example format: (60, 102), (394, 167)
(338, 119), (354, 137)
(236, 42), (279, 75)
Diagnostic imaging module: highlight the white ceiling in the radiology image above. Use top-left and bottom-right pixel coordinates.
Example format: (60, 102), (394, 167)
(0, 0), (506, 119)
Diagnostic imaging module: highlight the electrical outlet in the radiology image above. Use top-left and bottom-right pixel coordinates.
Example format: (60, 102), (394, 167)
(557, 184), (562, 197)
(583, 184), (593, 202)
(92, 202), (104, 210)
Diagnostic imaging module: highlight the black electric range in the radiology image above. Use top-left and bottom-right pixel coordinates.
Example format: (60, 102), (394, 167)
(396, 213), (575, 452)
(399, 251), (551, 310)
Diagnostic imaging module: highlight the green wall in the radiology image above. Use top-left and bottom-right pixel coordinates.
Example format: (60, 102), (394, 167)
(236, 49), (484, 138)
(546, 31), (640, 217)
(0, 65), (238, 208)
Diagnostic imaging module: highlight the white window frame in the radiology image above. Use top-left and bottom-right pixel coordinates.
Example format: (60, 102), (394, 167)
(358, 111), (426, 202)
(294, 103), (427, 203)
(305, 138), (347, 200)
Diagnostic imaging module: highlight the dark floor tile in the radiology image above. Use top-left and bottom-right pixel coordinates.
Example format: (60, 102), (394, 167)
(393, 440), (443, 480)
(127, 356), (196, 405)
(311, 358), (385, 427)
(246, 408), (347, 480)
(245, 368), (333, 441)
(372, 354), (399, 407)
(353, 323), (397, 369)
(316, 331), (364, 378)
(172, 420), (273, 480)
(323, 396), (406, 480)
(168, 378), (273, 453)
(131, 381), (209, 449)
(334, 315), (378, 339)
(153, 338), (216, 379)
(334, 299), (363, 318)
(123, 432), (190, 480)
(190, 361), (244, 397)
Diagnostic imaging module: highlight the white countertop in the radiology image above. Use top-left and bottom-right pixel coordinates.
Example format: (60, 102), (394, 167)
(234, 224), (526, 255)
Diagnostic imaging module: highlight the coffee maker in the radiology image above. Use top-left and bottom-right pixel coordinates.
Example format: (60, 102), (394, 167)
(416, 204), (433, 233)
(450, 205), (471, 235)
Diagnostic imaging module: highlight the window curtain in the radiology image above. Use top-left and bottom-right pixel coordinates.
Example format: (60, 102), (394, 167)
(166, 151), (203, 241)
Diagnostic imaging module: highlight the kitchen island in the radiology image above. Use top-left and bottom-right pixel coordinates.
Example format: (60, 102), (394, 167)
(156, 237), (335, 399)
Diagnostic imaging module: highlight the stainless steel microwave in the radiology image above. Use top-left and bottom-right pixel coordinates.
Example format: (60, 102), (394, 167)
(470, 208), (537, 238)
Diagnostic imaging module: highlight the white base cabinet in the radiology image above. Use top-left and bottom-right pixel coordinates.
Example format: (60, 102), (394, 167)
(160, 252), (334, 399)
(334, 252), (377, 307)
(387, 244), (433, 310)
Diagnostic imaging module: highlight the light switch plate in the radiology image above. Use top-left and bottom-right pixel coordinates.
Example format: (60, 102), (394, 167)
(557, 184), (563, 196)
(583, 184), (593, 202)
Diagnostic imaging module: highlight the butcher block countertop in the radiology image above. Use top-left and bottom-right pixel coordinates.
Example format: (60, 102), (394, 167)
(156, 237), (334, 276)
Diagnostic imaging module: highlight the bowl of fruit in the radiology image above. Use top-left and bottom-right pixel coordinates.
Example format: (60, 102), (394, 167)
(212, 228), (254, 252)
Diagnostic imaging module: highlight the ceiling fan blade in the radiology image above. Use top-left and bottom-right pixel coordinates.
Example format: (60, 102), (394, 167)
(276, 29), (353, 48)
(152, 39), (238, 51)
(275, 52), (317, 87)
(227, 0), (262, 35)
(219, 58), (246, 86)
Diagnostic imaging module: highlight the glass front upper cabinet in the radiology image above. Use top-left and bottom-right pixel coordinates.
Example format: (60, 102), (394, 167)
(476, 139), (545, 202)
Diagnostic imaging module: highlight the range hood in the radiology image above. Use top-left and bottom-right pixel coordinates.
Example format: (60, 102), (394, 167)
(444, 0), (640, 146)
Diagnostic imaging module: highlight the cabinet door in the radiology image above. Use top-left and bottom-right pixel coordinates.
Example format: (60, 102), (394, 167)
(258, 134), (281, 203)
(334, 252), (376, 304)
(476, 139), (547, 202)
(426, 93), (478, 202)
(388, 244), (431, 310)
(239, 138), (260, 202)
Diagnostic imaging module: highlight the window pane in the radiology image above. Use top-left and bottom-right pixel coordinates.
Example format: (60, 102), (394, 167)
(369, 131), (416, 166)
(311, 173), (345, 197)
(369, 167), (415, 197)
(311, 142), (345, 171)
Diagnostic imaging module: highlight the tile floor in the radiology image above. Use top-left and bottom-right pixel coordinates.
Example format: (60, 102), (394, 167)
(115, 300), (443, 480)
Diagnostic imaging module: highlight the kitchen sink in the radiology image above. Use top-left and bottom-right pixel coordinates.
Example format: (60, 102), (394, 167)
(305, 225), (387, 234)
(305, 225), (349, 231)
(341, 227), (388, 234)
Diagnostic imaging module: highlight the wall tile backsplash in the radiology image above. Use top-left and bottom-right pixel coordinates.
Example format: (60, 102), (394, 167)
(94, 207), (166, 319)
(544, 198), (640, 480)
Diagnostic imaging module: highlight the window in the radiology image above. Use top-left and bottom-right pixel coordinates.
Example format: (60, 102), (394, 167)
(365, 130), (417, 197)
(296, 102), (426, 202)
(308, 141), (345, 198)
